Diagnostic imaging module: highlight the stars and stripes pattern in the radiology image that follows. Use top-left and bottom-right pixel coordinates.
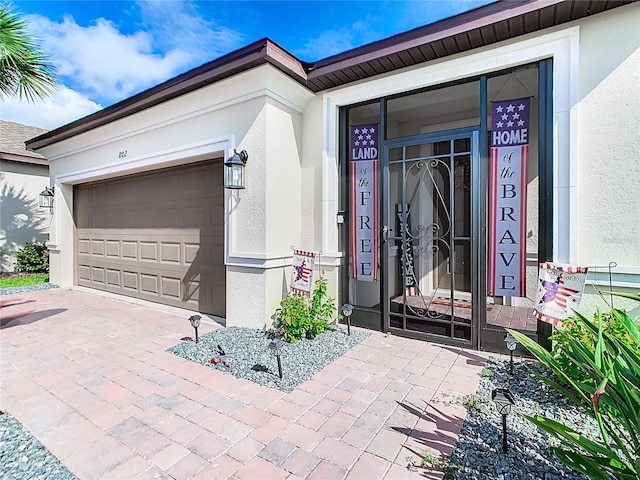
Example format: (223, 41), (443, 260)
(534, 263), (589, 326)
(291, 250), (316, 295)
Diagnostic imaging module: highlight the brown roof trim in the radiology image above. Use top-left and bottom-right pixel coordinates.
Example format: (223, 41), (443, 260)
(0, 152), (49, 165)
(27, 38), (311, 151)
(27, 0), (632, 151)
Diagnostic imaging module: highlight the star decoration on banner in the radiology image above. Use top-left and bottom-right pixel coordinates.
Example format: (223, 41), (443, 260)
(493, 100), (528, 132)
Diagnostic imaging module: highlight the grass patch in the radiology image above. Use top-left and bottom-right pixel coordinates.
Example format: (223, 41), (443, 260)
(0, 273), (49, 288)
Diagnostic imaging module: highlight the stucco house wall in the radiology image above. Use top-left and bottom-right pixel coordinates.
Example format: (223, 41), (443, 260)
(38, 65), (313, 328)
(0, 121), (50, 272)
(575, 7), (640, 308)
(29, 1), (639, 330)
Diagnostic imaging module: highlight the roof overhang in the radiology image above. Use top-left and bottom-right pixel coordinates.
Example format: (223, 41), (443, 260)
(27, 0), (633, 151)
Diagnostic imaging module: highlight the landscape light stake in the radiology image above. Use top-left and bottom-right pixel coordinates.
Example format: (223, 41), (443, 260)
(504, 333), (518, 375)
(341, 303), (353, 336)
(269, 339), (286, 379)
(189, 315), (201, 344)
(492, 388), (515, 453)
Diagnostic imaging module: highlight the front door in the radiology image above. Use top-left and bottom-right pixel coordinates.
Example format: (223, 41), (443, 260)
(382, 128), (480, 347)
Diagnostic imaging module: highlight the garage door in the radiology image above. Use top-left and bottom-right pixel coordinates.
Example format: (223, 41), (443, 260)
(75, 160), (225, 317)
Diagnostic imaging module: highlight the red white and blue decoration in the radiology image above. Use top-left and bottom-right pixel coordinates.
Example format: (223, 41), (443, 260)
(534, 263), (589, 326)
(291, 249), (316, 295)
(350, 123), (379, 282)
(488, 97), (530, 297)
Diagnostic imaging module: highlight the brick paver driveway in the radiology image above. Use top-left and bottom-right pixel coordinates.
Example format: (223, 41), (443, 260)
(1, 288), (489, 479)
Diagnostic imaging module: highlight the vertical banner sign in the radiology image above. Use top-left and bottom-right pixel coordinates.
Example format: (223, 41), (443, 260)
(291, 250), (316, 295)
(396, 204), (418, 296)
(350, 123), (379, 282)
(534, 263), (589, 326)
(488, 97), (530, 297)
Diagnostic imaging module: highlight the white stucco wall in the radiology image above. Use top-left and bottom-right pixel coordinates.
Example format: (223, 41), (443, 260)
(574, 4), (640, 313)
(37, 64), (314, 329)
(0, 161), (50, 271)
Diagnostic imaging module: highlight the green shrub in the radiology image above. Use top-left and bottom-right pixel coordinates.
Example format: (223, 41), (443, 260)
(550, 310), (640, 387)
(15, 241), (49, 273)
(507, 292), (640, 480)
(275, 277), (336, 343)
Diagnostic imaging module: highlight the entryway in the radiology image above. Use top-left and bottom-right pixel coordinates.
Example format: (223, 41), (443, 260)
(382, 128), (479, 347)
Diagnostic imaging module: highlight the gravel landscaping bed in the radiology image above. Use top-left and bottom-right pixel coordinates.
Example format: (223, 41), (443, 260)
(167, 325), (370, 392)
(0, 282), (59, 296)
(0, 411), (77, 480)
(440, 357), (595, 480)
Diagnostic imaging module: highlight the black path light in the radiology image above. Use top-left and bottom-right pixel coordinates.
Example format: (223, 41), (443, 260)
(504, 332), (518, 375)
(341, 303), (353, 336)
(188, 315), (201, 344)
(269, 339), (286, 379)
(492, 388), (516, 453)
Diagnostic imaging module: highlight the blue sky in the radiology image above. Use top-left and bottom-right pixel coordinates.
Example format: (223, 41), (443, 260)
(3, 0), (494, 130)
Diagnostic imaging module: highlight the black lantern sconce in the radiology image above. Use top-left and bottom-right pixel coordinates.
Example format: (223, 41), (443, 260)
(268, 339), (286, 379)
(224, 149), (248, 189)
(492, 388), (515, 453)
(39, 186), (54, 209)
(188, 315), (201, 344)
(341, 303), (353, 336)
(504, 332), (518, 375)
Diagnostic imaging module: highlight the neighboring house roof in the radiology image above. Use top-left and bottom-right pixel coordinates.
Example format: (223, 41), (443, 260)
(1, 120), (49, 165)
(26, 0), (632, 151)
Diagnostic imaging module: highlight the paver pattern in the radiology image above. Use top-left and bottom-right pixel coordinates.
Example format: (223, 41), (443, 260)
(1, 288), (490, 479)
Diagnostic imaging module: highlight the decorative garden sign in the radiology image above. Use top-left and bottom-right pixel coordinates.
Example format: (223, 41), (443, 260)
(534, 263), (589, 326)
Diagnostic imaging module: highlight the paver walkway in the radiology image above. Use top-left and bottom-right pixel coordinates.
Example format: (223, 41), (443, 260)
(1, 288), (490, 480)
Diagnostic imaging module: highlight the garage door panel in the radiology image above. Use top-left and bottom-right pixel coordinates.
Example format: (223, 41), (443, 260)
(75, 160), (225, 316)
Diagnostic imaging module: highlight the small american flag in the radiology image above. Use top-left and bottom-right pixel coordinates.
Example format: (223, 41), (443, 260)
(291, 250), (316, 295)
(534, 263), (589, 326)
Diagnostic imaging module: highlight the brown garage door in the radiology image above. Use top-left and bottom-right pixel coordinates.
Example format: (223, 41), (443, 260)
(75, 160), (225, 317)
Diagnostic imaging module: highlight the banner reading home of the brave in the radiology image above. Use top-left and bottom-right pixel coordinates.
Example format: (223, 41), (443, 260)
(488, 98), (530, 297)
(350, 124), (378, 282)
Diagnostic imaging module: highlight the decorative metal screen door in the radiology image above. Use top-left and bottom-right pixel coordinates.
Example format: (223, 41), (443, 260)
(382, 129), (480, 346)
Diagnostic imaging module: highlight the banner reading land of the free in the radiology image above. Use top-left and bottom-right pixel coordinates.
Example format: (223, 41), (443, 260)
(488, 98), (530, 297)
(350, 124), (378, 282)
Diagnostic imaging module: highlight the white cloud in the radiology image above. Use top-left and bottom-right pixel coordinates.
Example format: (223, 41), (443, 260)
(1, 86), (102, 130)
(136, 0), (244, 63)
(295, 28), (357, 61)
(26, 13), (192, 102)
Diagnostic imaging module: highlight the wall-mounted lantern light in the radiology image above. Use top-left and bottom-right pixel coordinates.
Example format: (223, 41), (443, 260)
(39, 186), (54, 209)
(224, 149), (248, 189)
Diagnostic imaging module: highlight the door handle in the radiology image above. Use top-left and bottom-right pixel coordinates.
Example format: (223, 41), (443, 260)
(382, 225), (389, 243)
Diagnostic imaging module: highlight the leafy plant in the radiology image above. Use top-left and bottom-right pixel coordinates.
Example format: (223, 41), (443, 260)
(415, 452), (460, 479)
(15, 241), (49, 273)
(275, 277), (336, 343)
(550, 310), (640, 387)
(507, 291), (640, 480)
(481, 367), (493, 377)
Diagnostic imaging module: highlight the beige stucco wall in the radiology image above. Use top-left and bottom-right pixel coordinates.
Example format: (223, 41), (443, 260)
(0, 161), (50, 271)
(577, 4), (639, 265)
(575, 4), (640, 314)
(38, 64), (314, 329)
(34, 4), (640, 330)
